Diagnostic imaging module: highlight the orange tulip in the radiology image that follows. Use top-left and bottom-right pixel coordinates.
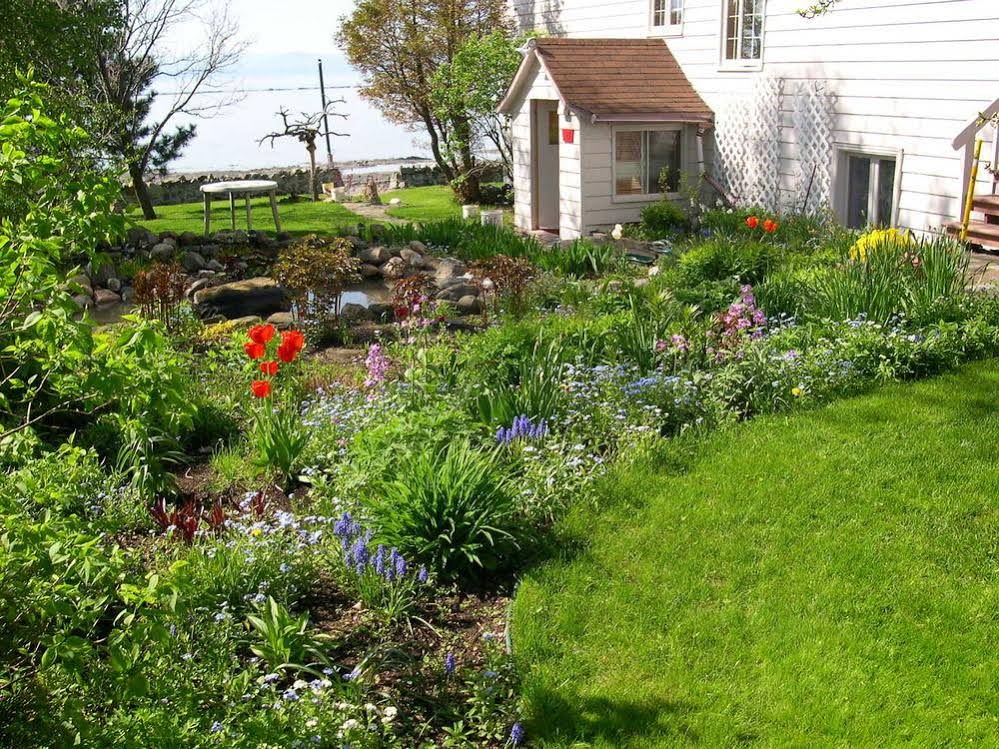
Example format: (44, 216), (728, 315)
(746, 216), (759, 229)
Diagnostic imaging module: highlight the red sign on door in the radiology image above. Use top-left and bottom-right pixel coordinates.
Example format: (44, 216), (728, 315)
(562, 128), (575, 144)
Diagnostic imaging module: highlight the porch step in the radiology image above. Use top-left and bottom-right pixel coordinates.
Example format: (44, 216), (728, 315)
(946, 220), (999, 249)
(973, 195), (999, 224)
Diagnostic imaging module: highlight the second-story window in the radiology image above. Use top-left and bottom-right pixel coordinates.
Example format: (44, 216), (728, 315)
(651, 0), (683, 32)
(724, 0), (765, 65)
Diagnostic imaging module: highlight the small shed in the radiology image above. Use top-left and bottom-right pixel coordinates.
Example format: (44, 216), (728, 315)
(498, 38), (714, 239)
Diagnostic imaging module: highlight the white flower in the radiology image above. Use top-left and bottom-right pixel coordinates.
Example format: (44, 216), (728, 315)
(340, 719), (360, 731)
(611, 224), (624, 240)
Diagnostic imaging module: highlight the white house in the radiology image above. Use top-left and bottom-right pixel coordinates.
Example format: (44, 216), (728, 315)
(500, 0), (999, 243)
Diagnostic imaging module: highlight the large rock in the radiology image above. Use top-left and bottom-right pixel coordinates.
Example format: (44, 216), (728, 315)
(456, 295), (483, 315)
(359, 263), (381, 279)
(126, 226), (157, 248)
(150, 242), (175, 262)
(181, 251), (207, 272)
(436, 282), (478, 302)
(432, 258), (467, 286)
(368, 302), (395, 323)
(400, 248), (425, 268)
(380, 256), (408, 280)
(193, 277), (290, 319)
(266, 311), (296, 330)
(94, 288), (121, 306)
(340, 303), (375, 324)
(359, 246), (393, 265)
(67, 273), (93, 298)
(178, 231), (200, 247)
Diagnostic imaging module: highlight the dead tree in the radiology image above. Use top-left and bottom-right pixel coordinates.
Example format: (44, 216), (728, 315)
(259, 104), (348, 202)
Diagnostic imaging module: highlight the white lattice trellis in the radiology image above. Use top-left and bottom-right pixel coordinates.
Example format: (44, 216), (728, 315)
(713, 76), (784, 211)
(792, 81), (835, 215)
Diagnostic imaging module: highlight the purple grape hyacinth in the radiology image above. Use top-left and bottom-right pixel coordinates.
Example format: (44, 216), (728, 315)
(496, 414), (549, 445)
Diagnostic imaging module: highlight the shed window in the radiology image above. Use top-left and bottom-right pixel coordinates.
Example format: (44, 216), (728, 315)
(614, 129), (682, 197)
(652, 0), (683, 29)
(724, 0), (765, 64)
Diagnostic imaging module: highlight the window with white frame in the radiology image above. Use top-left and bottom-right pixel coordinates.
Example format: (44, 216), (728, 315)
(651, 0), (683, 31)
(842, 152), (898, 228)
(723, 0), (765, 65)
(614, 128), (683, 198)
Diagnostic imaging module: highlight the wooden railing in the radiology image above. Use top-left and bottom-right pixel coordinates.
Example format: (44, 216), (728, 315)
(953, 98), (999, 208)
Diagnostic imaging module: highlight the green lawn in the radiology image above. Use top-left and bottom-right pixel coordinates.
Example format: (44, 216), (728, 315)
(131, 195), (365, 236)
(382, 185), (465, 222)
(513, 361), (999, 747)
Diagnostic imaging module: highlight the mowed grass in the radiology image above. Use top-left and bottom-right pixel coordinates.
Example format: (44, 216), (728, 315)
(512, 361), (999, 747)
(382, 185), (464, 222)
(382, 184), (514, 224)
(130, 195), (364, 236)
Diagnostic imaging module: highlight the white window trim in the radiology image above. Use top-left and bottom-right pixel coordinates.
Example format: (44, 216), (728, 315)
(611, 124), (685, 204)
(719, 0), (766, 72)
(649, 0), (684, 37)
(832, 143), (904, 229)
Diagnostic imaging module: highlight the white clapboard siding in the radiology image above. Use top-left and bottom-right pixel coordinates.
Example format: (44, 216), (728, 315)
(509, 0), (999, 234)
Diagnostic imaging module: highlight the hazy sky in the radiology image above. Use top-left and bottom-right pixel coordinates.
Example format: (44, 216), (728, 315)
(153, 0), (430, 172)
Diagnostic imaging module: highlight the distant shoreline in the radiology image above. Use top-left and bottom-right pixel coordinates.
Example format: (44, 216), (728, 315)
(154, 156), (435, 181)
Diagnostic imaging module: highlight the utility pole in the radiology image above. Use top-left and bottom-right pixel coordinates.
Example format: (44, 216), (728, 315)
(317, 58), (334, 166)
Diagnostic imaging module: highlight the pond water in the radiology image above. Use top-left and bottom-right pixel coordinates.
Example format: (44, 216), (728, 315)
(84, 280), (392, 328)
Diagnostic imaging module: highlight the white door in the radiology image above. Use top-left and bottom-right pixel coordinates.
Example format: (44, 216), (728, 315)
(533, 100), (560, 231)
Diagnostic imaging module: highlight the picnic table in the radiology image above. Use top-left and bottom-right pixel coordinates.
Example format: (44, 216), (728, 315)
(200, 180), (282, 235)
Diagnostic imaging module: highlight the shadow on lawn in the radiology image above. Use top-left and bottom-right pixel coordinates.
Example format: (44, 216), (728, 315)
(525, 688), (710, 746)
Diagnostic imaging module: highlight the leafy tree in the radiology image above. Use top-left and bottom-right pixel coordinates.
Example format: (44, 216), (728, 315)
(0, 79), (192, 486)
(91, 0), (246, 219)
(0, 0), (117, 95)
(337, 0), (510, 203)
(429, 30), (527, 183)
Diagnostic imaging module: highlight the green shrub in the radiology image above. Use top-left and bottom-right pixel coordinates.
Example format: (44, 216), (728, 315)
(641, 200), (689, 236)
(531, 239), (619, 278)
(366, 440), (521, 580)
(676, 237), (776, 286)
(471, 339), (568, 425)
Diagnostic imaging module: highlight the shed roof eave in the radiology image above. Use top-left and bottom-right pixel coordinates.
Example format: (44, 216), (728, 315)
(590, 113), (714, 126)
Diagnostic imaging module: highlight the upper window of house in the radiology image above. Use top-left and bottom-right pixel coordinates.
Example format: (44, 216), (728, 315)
(651, 0), (683, 32)
(614, 128), (682, 198)
(724, 0), (765, 66)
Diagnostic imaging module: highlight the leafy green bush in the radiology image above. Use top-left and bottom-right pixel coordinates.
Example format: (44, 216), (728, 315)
(641, 200), (689, 236)
(531, 239), (619, 278)
(366, 440), (521, 580)
(676, 237), (777, 286)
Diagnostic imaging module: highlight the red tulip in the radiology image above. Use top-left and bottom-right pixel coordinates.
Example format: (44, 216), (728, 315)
(763, 219), (779, 233)
(745, 216), (759, 229)
(277, 341), (298, 363)
(281, 330), (305, 353)
(259, 360), (279, 376)
(244, 341), (266, 360)
(248, 324), (276, 345)
(251, 380), (271, 398)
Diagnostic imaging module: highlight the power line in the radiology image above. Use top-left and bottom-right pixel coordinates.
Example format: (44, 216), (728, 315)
(157, 84), (357, 95)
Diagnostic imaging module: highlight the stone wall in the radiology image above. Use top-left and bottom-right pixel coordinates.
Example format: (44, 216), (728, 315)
(135, 163), (504, 206)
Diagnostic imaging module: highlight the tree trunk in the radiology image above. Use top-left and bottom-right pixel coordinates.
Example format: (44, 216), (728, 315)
(129, 161), (156, 220)
(307, 141), (319, 202)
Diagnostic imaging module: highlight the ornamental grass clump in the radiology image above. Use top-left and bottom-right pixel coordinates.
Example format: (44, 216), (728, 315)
(365, 440), (521, 581)
(243, 324), (310, 485)
(808, 230), (970, 324)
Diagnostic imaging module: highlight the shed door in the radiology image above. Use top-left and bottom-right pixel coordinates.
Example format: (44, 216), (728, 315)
(533, 100), (560, 231)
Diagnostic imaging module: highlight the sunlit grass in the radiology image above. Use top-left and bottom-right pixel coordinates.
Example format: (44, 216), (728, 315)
(513, 360), (999, 747)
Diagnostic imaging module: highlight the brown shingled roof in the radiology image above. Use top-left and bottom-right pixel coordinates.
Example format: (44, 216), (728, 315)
(501, 38), (713, 124)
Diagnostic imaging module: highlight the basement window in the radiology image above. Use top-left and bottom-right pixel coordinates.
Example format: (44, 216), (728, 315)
(613, 127), (683, 200)
(843, 152), (898, 229)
